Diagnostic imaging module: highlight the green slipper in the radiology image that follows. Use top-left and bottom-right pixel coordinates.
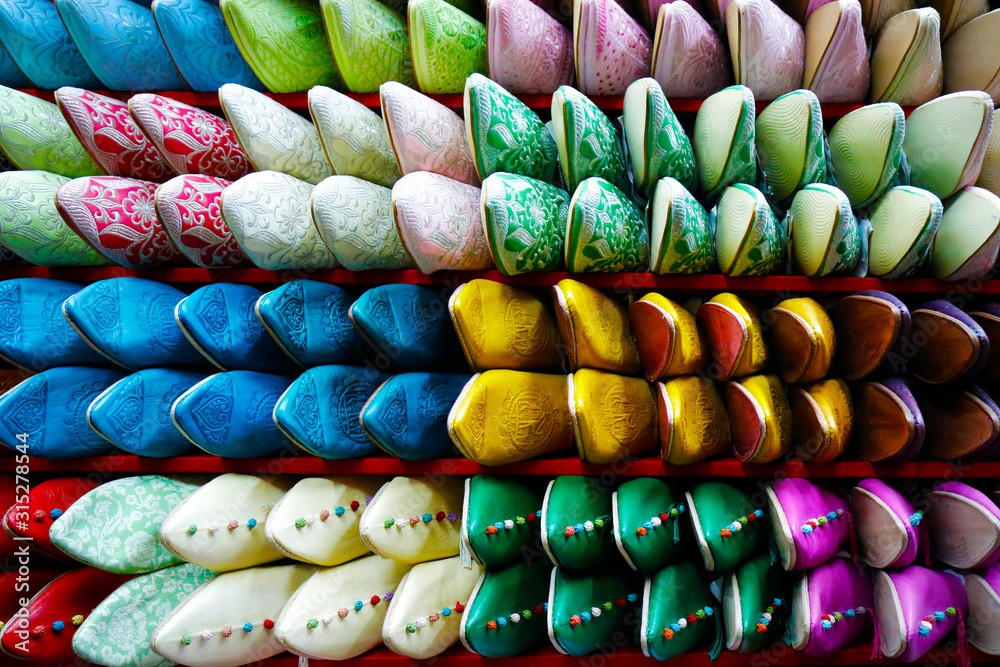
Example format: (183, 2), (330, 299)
(694, 84), (757, 203)
(930, 186), (1000, 281)
(723, 553), (792, 653)
(548, 567), (643, 656)
(788, 183), (861, 277)
(0, 171), (108, 266)
(622, 77), (697, 199)
(903, 90), (994, 200)
(551, 85), (629, 194)
(642, 560), (723, 660)
(714, 183), (785, 276)
(976, 109), (1000, 198)
(461, 558), (551, 657)
(0, 85), (102, 177)
(408, 0), (487, 93)
(461, 475), (544, 568)
(648, 176), (716, 274)
(320, 0), (415, 92)
(867, 185), (942, 278)
(755, 89), (827, 208)
(464, 73), (559, 183)
(481, 172), (568, 275)
(566, 176), (649, 272)
(612, 478), (688, 574)
(541, 476), (617, 570)
(219, 0), (343, 92)
(685, 481), (767, 572)
(828, 102), (906, 208)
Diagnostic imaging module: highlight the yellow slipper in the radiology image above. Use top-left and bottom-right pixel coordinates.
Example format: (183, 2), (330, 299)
(552, 279), (642, 375)
(658, 375), (731, 465)
(569, 368), (658, 464)
(764, 297), (836, 384)
(628, 292), (705, 381)
(788, 378), (853, 462)
(726, 374), (793, 463)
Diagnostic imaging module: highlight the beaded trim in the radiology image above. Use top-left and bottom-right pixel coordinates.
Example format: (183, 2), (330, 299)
(909, 511), (924, 527)
(296, 498), (371, 528)
(485, 510), (541, 535)
(331, 592), (394, 621)
(755, 598), (784, 633)
(661, 605), (714, 639)
(180, 619), (274, 644)
(486, 603), (547, 629)
(636, 504), (685, 536)
(405, 601), (465, 633)
(27, 614), (85, 639)
(720, 510), (765, 538)
(801, 509), (848, 534)
(384, 512), (458, 528)
(187, 518), (258, 535)
(568, 594), (638, 626)
(820, 606), (868, 629)
(564, 515), (610, 537)
(32, 508), (63, 522)
(919, 608), (957, 636)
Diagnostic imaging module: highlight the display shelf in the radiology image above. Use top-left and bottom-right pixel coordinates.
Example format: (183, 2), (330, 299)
(1, 266), (993, 294)
(10, 455), (999, 478)
(261, 644), (986, 666)
(17, 88), (914, 117)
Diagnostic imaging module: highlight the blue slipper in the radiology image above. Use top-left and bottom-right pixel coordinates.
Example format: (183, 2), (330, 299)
(87, 368), (205, 457)
(0, 0), (100, 88)
(359, 372), (468, 459)
(254, 280), (369, 369)
(348, 284), (464, 371)
(0, 279), (106, 371)
(0, 366), (127, 458)
(171, 370), (293, 457)
(174, 283), (296, 374)
(272, 365), (388, 459)
(55, 0), (188, 90)
(0, 40), (29, 88)
(151, 0), (264, 91)
(62, 278), (205, 370)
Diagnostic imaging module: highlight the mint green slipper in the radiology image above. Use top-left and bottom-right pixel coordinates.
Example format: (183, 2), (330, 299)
(930, 185), (1000, 281)
(788, 183), (861, 277)
(648, 176), (716, 274)
(867, 185), (942, 278)
(829, 102), (906, 208)
(694, 85), (756, 202)
(755, 89), (827, 207)
(714, 183), (785, 276)
(622, 77), (697, 198)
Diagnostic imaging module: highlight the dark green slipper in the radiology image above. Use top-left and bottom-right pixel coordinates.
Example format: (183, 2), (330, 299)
(541, 476), (617, 570)
(613, 478), (688, 574)
(460, 558), (551, 657)
(685, 482), (767, 572)
(641, 559), (723, 660)
(461, 476), (544, 568)
(548, 567), (643, 656)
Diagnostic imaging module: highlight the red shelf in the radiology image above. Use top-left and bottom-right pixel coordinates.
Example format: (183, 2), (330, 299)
(260, 643), (985, 666)
(9, 455), (999, 478)
(0, 267), (990, 294)
(17, 88), (913, 117)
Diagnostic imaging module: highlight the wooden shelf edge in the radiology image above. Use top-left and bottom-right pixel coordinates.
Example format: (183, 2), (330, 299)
(16, 88), (914, 117)
(6, 455), (997, 478)
(0, 267), (990, 294)
(254, 643), (988, 666)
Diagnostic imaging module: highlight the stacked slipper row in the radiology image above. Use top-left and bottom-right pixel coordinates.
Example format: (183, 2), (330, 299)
(1, 77), (1000, 281)
(6, 472), (1000, 666)
(3, 274), (1000, 466)
(6, 0), (1000, 106)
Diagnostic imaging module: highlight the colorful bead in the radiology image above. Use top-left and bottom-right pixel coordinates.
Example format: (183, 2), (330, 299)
(486, 525), (498, 535)
(384, 518), (395, 528)
(406, 623), (417, 633)
(323, 616), (334, 625)
(50, 508), (62, 519)
(627, 594), (638, 602)
(181, 635), (191, 645)
(437, 511), (447, 522)
(429, 612), (440, 621)
(570, 615), (582, 626)
(338, 609), (349, 618)
(351, 500), (361, 512)
(355, 601), (364, 611)
(33, 510), (44, 522)
(574, 523), (585, 534)
(946, 607), (957, 616)
(208, 524), (220, 533)
(696, 610), (706, 619)
(487, 621), (497, 630)
(71, 615), (84, 626)
(385, 592), (394, 601)
(409, 516), (420, 526)
(247, 518), (257, 529)
(415, 618), (427, 628)
(52, 621), (64, 632)
(228, 520), (239, 530)
(371, 596), (381, 606)
(636, 526), (648, 536)
(202, 630), (213, 640)
(511, 612), (521, 623)
(447, 513), (457, 521)
(222, 626), (232, 637)
(263, 620), (274, 629)
(565, 526), (575, 536)
(603, 602), (613, 611)
(523, 610), (533, 619)
(443, 607), (452, 617)
(516, 516), (526, 526)
(296, 518), (307, 528)
(504, 519), (515, 530)
(422, 513), (433, 523)
(594, 518), (605, 528)
(581, 612), (591, 622)
(243, 623), (253, 632)
(455, 602), (465, 612)
(498, 616), (508, 626)
(322, 509), (333, 520)
(187, 525), (197, 535)
(528, 513), (537, 522)
(307, 619), (319, 629)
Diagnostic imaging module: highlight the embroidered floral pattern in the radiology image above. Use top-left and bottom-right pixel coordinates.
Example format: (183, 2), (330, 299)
(566, 177), (649, 273)
(487, 0), (573, 94)
(575, 0), (650, 96)
(0, 0), (100, 89)
(409, 0), (486, 93)
(156, 175), (248, 268)
(651, 2), (730, 98)
(322, 0), (415, 92)
(0, 87), (102, 177)
(481, 173), (568, 275)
